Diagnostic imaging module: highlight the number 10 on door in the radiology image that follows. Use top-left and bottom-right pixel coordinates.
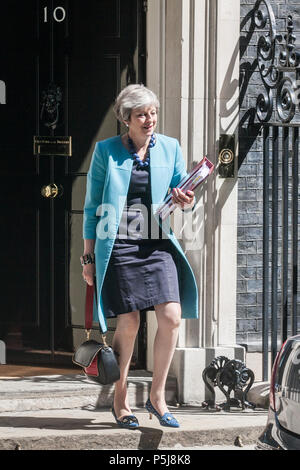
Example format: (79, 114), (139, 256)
(44, 6), (66, 23)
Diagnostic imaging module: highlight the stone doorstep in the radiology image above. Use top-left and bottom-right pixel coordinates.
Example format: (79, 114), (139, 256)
(0, 371), (178, 413)
(0, 371), (270, 413)
(0, 425), (267, 451)
(0, 407), (268, 450)
(0, 372), (269, 450)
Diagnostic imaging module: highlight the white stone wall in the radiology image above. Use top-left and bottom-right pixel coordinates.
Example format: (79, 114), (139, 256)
(146, 0), (244, 404)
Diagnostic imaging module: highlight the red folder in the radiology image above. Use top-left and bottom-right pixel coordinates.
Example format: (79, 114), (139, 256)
(156, 156), (214, 220)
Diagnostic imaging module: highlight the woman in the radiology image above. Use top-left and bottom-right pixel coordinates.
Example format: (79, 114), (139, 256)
(82, 84), (198, 429)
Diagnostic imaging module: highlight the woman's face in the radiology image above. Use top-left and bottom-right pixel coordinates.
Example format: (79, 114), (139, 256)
(127, 105), (157, 139)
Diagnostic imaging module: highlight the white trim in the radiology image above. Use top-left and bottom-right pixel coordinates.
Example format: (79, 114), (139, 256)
(146, 0), (166, 133)
(145, 0), (243, 392)
(146, 0), (166, 370)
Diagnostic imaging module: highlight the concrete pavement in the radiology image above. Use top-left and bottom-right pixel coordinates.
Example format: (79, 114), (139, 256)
(0, 406), (267, 450)
(0, 371), (268, 450)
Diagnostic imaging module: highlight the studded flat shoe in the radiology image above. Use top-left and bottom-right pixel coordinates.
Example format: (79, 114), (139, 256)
(111, 407), (139, 429)
(145, 398), (180, 428)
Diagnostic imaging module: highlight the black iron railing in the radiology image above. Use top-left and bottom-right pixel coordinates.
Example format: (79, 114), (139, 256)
(253, 0), (300, 380)
(262, 124), (299, 376)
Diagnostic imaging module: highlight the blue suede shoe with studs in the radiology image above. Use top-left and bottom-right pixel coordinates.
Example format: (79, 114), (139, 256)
(145, 398), (180, 428)
(111, 408), (139, 429)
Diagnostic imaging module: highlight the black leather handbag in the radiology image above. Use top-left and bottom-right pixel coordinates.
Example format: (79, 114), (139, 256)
(73, 281), (120, 385)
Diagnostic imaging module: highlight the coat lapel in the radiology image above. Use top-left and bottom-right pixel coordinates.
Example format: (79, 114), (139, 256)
(109, 135), (171, 211)
(150, 137), (171, 207)
(113, 136), (134, 171)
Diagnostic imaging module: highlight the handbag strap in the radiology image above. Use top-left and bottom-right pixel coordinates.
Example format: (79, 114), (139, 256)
(85, 283), (94, 333)
(85, 280), (107, 346)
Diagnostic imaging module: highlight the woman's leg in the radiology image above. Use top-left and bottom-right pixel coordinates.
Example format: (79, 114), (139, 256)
(112, 310), (140, 419)
(150, 302), (181, 415)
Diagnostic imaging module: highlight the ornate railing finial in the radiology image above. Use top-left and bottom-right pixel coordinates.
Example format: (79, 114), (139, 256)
(254, 0), (300, 124)
(279, 15), (299, 68)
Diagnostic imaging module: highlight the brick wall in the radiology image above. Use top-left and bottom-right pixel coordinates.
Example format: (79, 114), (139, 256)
(238, 0), (300, 350)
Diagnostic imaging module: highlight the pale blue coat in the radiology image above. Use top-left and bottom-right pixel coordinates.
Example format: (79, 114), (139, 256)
(83, 133), (198, 333)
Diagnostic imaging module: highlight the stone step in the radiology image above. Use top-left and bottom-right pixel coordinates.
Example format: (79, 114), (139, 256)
(0, 370), (177, 412)
(0, 407), (268, 450)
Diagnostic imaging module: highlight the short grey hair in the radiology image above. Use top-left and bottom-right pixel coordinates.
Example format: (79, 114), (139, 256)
(113, 84), (160, 123)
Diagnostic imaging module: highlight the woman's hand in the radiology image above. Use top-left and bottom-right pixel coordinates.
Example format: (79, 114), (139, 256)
(82, 264), (95, 286)
(171, 188), (195, 209)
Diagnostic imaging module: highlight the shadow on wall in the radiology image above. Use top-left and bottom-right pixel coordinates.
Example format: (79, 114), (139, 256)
(239, 3), (263, 170)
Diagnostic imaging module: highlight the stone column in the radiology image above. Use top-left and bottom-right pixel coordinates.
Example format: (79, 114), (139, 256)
(146, 0), (244, 404)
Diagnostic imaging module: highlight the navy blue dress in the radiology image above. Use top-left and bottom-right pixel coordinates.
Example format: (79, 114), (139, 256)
(101, 161), (180, 317)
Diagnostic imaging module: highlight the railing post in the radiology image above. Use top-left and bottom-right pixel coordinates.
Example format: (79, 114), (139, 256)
(281, 126), (289, 343)
(262, 125), (270, 381)
(271, 125), (279, 366)
(292, 127), (299, 336)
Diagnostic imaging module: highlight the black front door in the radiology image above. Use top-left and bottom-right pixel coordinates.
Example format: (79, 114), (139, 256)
(0, 0), (146, 365)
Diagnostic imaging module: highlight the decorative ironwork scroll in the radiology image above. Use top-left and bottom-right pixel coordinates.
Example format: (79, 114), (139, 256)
(254, 0), (300, 123)
(202, 356), (255, 411)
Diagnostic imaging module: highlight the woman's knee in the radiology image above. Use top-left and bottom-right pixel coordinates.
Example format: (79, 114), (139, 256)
(155, 302), (181, 330)
(167, 314), (181, 330)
